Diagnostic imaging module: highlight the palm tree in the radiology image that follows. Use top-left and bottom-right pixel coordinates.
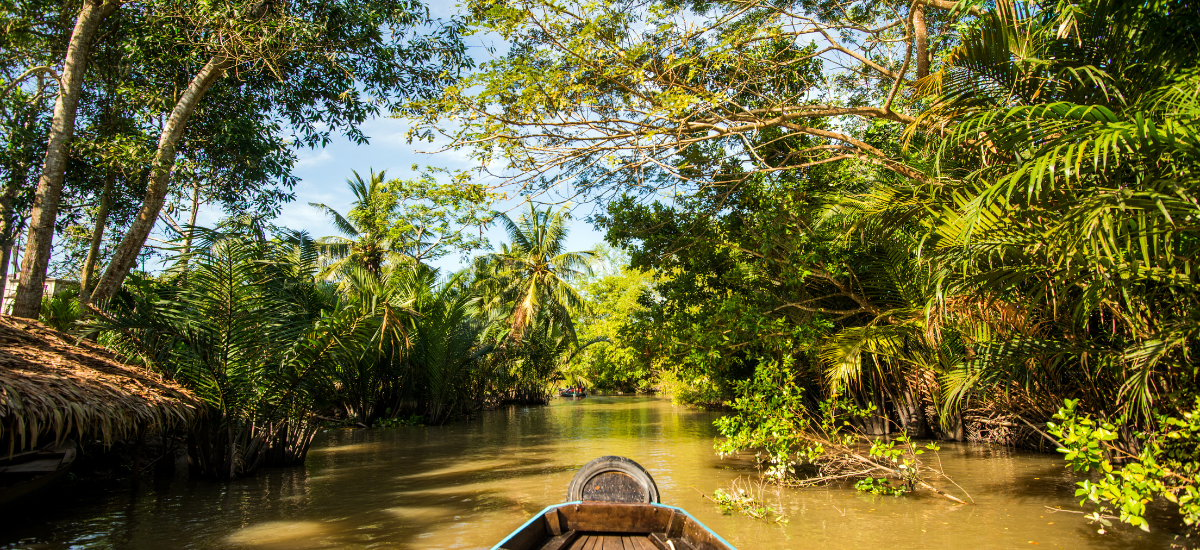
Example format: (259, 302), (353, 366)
(401, 267), (492, 423)
(902, 0), (1200, 424)
(310, 169), (400, 277)
(331, 262), (421, 425)
(477, 202), (595, 342)
(90, 221), (346, 478)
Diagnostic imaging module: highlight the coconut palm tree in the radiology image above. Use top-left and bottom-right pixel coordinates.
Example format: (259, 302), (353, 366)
(310, 169), (401, 277)
(476, 202), (596, 343)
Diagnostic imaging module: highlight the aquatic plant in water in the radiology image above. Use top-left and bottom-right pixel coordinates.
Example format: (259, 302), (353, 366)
(707, 477), (788, 523)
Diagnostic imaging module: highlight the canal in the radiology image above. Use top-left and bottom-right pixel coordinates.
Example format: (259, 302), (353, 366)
(0, 396), (1175, 549)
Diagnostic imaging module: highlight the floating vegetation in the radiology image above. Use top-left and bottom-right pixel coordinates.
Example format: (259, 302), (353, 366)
(705, 477), (788, 524)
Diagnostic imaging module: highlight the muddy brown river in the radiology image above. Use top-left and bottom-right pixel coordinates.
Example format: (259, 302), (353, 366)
(0, 396), (1178, 549)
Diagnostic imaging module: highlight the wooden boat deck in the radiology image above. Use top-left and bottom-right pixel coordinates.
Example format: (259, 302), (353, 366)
(565, 534), (656, 550)
(495, 502), (734, 550)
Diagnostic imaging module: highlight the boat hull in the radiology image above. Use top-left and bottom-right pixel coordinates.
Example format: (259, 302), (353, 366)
(492, 501), (737, 550)
(0, 440), (77, 507)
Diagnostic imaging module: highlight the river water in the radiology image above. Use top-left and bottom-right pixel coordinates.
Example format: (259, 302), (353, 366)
(0, 396), (1177, 549)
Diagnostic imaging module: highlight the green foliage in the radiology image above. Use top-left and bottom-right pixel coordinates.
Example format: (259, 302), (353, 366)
(1049, 398), (1200, 535)
(468, 202), (598, 402)
(476, 202), (594, 341)
(83, 199), (596, 476)
(574, 3), (1200, 529)
(563, 246), (656, 391)
(400, 267), (492, 423)
(6, 0), (475, 300)
(898, 0), (1200, 427)
(854, 476), (907, 496)
(311, 169), (498, 276)
(712, 356), (962, 500)
(38, 289), (81, 333)
(714, 357), (814, 480)
(93, 220), (345, 478)
(711, 477), (788, 523)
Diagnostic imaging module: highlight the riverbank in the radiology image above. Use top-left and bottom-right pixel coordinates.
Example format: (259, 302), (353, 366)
(0, 396), (1179, 549)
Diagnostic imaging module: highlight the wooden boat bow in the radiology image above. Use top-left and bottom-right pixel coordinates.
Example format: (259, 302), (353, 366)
(493, 456), (738, 550)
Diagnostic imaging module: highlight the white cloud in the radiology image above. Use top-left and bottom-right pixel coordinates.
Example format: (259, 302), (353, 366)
(295, 150), (333, 168)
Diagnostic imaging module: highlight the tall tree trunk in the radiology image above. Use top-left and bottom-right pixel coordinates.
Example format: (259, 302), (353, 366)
(79, 168), (115, 302)
(0, 179), (26, 311)
(0, 239), (12, 314)
(88, 55), (230, 308)
(10, 0), (122, 319)
(913, 3), (930, 79)
(179, 181), (202, 269)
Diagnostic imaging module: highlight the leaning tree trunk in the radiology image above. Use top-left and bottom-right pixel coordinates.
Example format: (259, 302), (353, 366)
(88, 55), (230, 308)
(10, 0), (122, 319)
(79, 168), (115, 302)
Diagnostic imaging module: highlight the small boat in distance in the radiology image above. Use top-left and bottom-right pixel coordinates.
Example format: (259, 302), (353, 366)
(0, 440), (77, 508)
(559, 386), (587, 398)
(492, 456), (737, 550)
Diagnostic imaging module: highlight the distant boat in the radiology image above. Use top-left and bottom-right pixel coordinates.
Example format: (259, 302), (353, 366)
(0, 440), (77, 507)
(559, 388), (587, 398)
(492, 455), (737, 550)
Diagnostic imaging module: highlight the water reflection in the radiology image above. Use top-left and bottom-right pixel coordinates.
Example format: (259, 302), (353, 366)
(0, 396), (1178, 549)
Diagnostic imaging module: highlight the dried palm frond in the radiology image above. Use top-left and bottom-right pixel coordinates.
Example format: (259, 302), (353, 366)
(0, 317), (201, 454)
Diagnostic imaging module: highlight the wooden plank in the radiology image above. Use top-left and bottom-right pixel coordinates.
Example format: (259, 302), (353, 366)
(600, 536), (624, 550)
(544, 509), (564, 536)
(630, 536), (657, 550)
(0, 458), (63, 474)
(647, 532), (697, 550)
(664, 510), (683, 539)
(580, 535), (601, 550)
(567, 536), (591, 550)
(559, 503), (670, 534)
(499, 516), (547, 550)
(538, 530), (580, 550)
(680, 515), (725, 550)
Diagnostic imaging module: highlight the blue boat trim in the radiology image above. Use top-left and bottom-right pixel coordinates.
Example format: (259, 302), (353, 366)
(489, 501), (737, 550)
(491, 501), (578, 550)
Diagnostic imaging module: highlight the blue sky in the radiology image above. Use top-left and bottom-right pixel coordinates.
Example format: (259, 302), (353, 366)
(192, 3), (607, 274)
(271, 117), (606, 273)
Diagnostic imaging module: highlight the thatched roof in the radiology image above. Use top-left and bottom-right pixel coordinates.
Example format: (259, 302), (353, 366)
(0, 317), (201, 452)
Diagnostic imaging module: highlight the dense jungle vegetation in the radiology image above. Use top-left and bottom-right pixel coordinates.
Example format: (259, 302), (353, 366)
(416, 0), (1200, 536)
(2, 0), (1198, 541)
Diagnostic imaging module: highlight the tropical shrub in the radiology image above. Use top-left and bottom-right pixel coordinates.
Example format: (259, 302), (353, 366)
(1049, 398), (1200, 537)
(39, 288), (81, 332)
(93, 221), (348, 478)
